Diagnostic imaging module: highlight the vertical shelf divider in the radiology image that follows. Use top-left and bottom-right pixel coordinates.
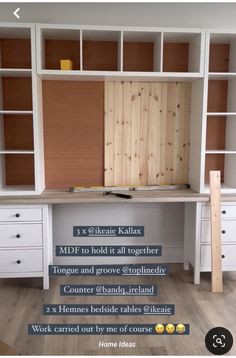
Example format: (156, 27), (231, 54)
(80, 28), (83, 71)
(118, 30), (123, 72)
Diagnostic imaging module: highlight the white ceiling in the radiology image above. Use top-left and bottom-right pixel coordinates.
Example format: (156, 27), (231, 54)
(0, 3), (236, 28)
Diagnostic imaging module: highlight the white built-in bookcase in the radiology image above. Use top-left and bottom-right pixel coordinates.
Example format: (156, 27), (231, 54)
(200, 30), (236, 193)
(1, 23), (236, 195)
(36, 24), (204, 81)
(0, 23), (44, 195)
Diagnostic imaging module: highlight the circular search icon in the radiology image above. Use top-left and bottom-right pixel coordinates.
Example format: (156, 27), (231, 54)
(205, 327), (233, 355)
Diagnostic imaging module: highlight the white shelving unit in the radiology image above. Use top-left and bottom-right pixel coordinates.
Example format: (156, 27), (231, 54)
(36, 24), (205, 80)
(199, 30), (236, 193)
(0, 23), (44, 195)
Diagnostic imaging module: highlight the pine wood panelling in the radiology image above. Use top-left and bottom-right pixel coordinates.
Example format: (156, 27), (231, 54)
(131, 82), (141, 185)
(0, 39), (31, 69)
(122, 81), (132, 184)
(2, 77), (32, 111)
(104, 81), (191, 186)
(83, 41), (118, 71)
(5, 154), (34, 185)
(104, 82), (114, 186)
(113, 82), (123, 185)
(3, 115), (33, 150)
(209, 44), (230, 73)
(163, 43), (189, 72)
(45, 40), (80, 70)
(42, 81), (104, 189)
(123, 42), (153, 71)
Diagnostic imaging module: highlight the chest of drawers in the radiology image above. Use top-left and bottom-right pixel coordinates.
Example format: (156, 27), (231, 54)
(184, 202), (236, 284)
(0, 205), (52, 289)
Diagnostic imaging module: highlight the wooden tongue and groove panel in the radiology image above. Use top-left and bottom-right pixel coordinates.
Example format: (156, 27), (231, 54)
(104, 81), (191, 186)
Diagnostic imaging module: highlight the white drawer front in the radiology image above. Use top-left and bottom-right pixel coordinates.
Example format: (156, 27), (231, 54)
(201, 205), (236, 219)
(0, 224), (43, 247)
(0, 249), (43, 273)
(0, 208), (42, 222)
(201, 220), (236, 243)
(200, 245), (236, 269)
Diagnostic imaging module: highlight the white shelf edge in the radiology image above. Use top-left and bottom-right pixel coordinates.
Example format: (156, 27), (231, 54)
(207, 112), (236, 116)
(208, 72), (236, 79)
(39, 69), (202, 76)
(0, 150), (34, 154)
(0, 111), (33, 115)
(205, 150), (236, 154)
(0, 68), (32, 77)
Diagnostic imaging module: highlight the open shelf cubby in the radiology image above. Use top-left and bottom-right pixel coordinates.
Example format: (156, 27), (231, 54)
(205, 153), (236, 189)
(0, 153), (35, 189)
(0, 27), (31, 70)
(41, 28), (80, 70)
(209, 33), (236, 73)
(82, 30), (121, 71)
(0, 77), (33, 111)
(0, 114), (33, 152)
(123, 31), (161, 72)
(206, 115), (236, 151)
(163, 32), (202, 73)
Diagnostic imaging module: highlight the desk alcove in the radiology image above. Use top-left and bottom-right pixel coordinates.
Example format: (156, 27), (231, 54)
(53, 202), (185, 266)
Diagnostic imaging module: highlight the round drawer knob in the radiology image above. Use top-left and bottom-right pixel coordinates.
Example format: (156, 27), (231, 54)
(15, 213), (20, 218)
(222, 255), (225, 259)
(222, 210), (226, 215)
(16, 260), (21, 264)
(222, 230), (226, 234)
(16, 234), (21, 238)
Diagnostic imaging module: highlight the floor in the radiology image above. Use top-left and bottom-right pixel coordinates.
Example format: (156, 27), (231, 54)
(0, 265), (235, 355)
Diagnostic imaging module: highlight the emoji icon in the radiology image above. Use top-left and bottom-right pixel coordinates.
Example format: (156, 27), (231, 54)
(176, 324), (186, 334)
(155, 324), (165, 334)
(166, 324), (175, 334)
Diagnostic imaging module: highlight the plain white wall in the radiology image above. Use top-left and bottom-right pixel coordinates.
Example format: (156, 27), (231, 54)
(0, 2), (228, 263)
(0, 3), (236, 28)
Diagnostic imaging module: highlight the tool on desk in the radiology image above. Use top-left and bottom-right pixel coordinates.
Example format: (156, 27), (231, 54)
(103, 191), (133, 199)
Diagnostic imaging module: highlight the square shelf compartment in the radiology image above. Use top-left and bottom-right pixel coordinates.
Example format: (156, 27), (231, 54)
(123, 31), (161, 72)
(206, 115), (236, 151)
(0, 153), (35, 190)
(82, 29), (121, 71)
(0, 114), (34, 151)
(207, 78), (236, 113)
(0, 27), (31, 69)
(205, 153), (236, 190)
(209, 33), (236, 73)
(0, 77), (33, 111)
(41, 28), (81, 70)
(163, 32), (202, 73)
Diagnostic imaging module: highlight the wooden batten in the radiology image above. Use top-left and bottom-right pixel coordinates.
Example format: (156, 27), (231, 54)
(210, 170), (223, 293)
(104, 81), (191, 186)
